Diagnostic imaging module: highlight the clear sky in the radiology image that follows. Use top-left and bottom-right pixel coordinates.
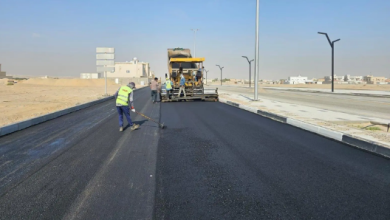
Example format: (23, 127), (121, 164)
(0, 0), (389, 80)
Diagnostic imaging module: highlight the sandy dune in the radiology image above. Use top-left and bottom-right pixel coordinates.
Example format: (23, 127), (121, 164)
(0, 78), (143, 127)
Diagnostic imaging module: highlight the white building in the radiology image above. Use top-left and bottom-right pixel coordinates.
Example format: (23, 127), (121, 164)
(324, 75), (344, 84)
(107, 57), (151, 78)
(285, 75), (308, 84)
(80, 73), (101, 79)
(324, 75), (364, 84)
(344, 75), (363, 84)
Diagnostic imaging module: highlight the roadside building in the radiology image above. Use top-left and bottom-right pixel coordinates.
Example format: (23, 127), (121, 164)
(285, 75), (308, 84)
(324, 75), (344, 84)
(107, 58), (151, 78)
(344, 75), (364, 84)
(364, 75), (387, 84)
(80, 73), (101, 79)
(0, 64), (12, 79)
(263, 80), (274, 84)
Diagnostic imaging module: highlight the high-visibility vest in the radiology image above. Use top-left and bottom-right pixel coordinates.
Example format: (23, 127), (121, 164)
(165, 79), (172, 89)
(116, 86), (133, 106)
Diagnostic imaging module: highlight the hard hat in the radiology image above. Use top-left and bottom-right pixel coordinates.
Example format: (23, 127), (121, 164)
(128, 82), (136, 89)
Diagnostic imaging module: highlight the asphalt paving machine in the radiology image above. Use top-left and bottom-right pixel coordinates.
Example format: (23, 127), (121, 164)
(161, 48), (218, 102)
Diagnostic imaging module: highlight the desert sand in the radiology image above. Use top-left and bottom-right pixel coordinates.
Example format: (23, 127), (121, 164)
(0, 78), (143, 127)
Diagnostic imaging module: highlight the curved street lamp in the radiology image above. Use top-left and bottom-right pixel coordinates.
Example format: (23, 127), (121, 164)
(216, 65), (224, 86)
(242, 56), (254, 87)
(318, 32), (340, 92)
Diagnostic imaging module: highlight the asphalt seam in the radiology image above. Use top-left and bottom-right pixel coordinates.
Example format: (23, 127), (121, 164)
(219, 98), (390, 159)
(0, 103), (119, 198)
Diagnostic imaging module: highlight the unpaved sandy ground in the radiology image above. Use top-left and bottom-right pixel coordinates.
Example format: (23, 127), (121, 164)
(0, 78), (144, 127)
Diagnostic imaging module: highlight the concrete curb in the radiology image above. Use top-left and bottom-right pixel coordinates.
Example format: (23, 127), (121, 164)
(0, 87), (145, 137)
(263, 87), (390, 98)
(219, 99), (390, 159)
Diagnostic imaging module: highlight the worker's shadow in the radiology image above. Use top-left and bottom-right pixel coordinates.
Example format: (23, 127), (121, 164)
(124, 120), (148, 131)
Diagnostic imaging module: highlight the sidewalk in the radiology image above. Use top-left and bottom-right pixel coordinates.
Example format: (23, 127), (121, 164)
(218, 89), (390, 148)
(263, 87), (390, 96)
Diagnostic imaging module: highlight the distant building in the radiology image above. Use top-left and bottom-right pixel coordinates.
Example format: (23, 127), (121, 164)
(279, 79), (287, 84)
(107, 58), (151, 78)
(305, 80), (315, 84)
(344, 75), (364, 84)
(80, 73), (101, 79)
(0, 64), (12, 79)
(285, 75), (308, 84)
(324, 75), (344, 84)
(364, 75), (387, 84)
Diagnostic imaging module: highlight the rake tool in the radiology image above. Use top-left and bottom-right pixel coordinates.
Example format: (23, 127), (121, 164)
(134, 110), (166, 129)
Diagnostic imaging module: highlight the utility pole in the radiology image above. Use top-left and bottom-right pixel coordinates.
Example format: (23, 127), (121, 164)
(254, 0), (260, 100)
(191, 29), (199, 57)
(318, 32), (340, 92)
(216, 65), (224, 86)
(242, 56), (254, 88)
(205, 69), (209, 85)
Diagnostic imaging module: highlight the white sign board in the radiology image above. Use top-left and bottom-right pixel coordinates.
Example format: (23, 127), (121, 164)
(97, 66), (115, 72)
(96, 60), (115, 65)
(96, 47), (115, 53)
(96, 54), (115, 60)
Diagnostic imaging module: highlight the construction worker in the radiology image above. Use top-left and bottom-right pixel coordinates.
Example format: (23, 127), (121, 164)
(150, 77), (159, 103)
(114, 82), (139, 132)
(165, 73), (172, 100)
(178, 74), (186, 97)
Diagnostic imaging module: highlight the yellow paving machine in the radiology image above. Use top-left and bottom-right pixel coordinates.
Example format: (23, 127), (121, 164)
(161, 48), (218, 102)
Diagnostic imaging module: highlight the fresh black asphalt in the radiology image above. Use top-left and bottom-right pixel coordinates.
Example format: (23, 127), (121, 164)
(0, 88), (389, 219)
(154, 102), (390, 219)
(0, 87), (160, 220)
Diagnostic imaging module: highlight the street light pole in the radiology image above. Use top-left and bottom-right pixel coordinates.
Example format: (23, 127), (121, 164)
(242, 56), (254, 88)
(216, 65), (224, 86)
(205, 69), (209, 85)
(191, 29), (199, 57)
(254, 0), (260, 100)
(318, 32), (340, 93)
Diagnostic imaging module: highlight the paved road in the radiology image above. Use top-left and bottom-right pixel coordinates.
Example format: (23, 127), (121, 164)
(1, 88), (390, 219)
(210, 86), (390, 120)
(0, 87), (160, 220)
(155, 102), (390, 219)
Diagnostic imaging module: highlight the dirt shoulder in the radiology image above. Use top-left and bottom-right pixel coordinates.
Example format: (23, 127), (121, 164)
(0, 78), (144, 127)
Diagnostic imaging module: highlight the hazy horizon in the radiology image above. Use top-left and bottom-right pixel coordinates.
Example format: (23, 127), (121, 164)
(1, 0), (389, 80)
